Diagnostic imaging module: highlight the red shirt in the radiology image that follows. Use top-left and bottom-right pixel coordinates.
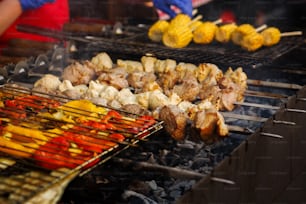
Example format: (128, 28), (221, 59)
(0, 0), (69, 43)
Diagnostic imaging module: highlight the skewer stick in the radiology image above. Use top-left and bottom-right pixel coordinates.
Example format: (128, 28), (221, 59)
(213, 18), (223, 25)
(188, 15), (203, 31)
(221, 112), (268, 122)
(190, 15), (203, 24)
(245, 90), (288, 99)
(234, 101), (280, 110)
(281, 31), (303, 37)
(192, 9), (198, 16)
(228, 125), (254, 134)
(255, 24), (267, 32)
(113, 157), (205, 180)
(247, 79), (302, 89)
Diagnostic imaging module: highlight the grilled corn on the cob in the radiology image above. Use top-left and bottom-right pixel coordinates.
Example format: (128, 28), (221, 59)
(241, 32), (264, 51)
(260, 27), (281, 46)
(193, 21), (218, 44)
(170, 14), (192, 27)
(162, 26), (193, 48)
(189, 20), (202, 31)
(215, 23), (237, 43)
(148, 20), (170, 42)
(162, 14), (193, 48)
(231, 24), (256, 45)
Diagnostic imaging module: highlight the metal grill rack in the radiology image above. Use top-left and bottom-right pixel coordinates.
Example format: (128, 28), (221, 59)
(0, 84), (163, 203)
(75, 33), (304, 68)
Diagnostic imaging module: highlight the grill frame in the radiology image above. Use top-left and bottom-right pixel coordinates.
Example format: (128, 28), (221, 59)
(0, 84), (163, 204)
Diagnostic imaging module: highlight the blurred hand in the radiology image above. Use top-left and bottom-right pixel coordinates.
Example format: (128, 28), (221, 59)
(153, 0), (193, 18)
(19, 0), (55, 11)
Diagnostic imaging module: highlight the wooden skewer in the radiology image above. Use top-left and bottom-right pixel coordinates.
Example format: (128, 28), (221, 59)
(255, 24), (268, 32)
(213, 18), (223, 25)
(190, 15), (203, 24)
(281, 31), (303, 37)
(192, 9), (198, 16)
(188, 15), (203, 32)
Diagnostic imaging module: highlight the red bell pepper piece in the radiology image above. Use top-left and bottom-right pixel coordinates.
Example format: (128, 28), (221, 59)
(33, 136), (84, 169)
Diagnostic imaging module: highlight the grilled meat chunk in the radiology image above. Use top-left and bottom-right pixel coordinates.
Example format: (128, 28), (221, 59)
(193, 110), (228, 142)
(159, 105), (189, 141)
(157, 70), (180, 92)
(62, 61), (95, 85)
(34, 74), (61, 92)
(127, 71), (157, 92)
(172, 73), (200, 102)
(97, 67), (129, 90)
(91, 52), (113, 72)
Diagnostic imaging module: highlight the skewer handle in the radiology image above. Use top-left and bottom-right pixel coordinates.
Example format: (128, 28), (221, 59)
(213, 18), (223, 25)
(281, 31), (303, 37)
(255, 24), (267, 32)
(191, 15), (203, 23)
(192, 9), (198, 16)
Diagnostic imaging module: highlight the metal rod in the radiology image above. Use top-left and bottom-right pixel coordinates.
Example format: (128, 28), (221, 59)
(286, 108), (306, 114)
(297, 98), (306, 102)
(281, 68), (306, 76)
(244, 90), (288, 99)
(260, 132), (284, 139)
(17, 24), (91, 43)
(247, 79), (302, 90)
(210, 177), (235, 185)
(113, 157), (205, 180)
(234, 101), (280, 110)
(228, 125), (254, 134)
(273, 120), (296, 126)
(221, 112), (268, 122)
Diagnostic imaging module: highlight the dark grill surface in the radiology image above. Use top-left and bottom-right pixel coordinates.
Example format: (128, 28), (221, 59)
(75, 31), (304, 68)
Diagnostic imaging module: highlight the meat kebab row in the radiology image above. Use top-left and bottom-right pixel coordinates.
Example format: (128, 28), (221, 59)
(148, 14), (303, 51)
(32, 52), (247, 142)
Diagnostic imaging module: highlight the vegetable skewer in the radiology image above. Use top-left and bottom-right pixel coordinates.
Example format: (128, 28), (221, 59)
(261, 27), (303, 46)
(193, 19), (223, 44)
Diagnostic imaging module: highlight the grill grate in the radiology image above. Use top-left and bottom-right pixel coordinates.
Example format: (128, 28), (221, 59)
(0, 84), (163, 204)
(76, 33), (304, 68)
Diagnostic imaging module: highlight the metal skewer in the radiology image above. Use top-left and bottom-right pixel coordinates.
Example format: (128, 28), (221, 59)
(234, 101), (280, 110)
(221, 112), (268, 122)
(247, 79), (302, 90)
(245, 90), (288, 99)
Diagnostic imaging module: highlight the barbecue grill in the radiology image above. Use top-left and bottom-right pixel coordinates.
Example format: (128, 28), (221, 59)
(0, 20), (306, 203)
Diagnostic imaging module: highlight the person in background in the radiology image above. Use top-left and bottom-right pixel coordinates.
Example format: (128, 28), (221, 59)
(0, 0), (69, 45)
(152, 0), (193, 18)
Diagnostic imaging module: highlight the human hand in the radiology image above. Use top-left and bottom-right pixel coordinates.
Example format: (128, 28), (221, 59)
(19, 0), (55, 11)
(153, 0), (193, 18)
